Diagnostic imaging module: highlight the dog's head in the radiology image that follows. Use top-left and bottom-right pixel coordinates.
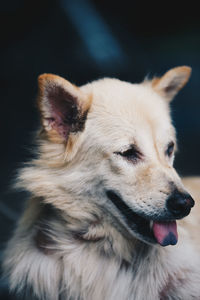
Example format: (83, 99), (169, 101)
(25, 66), (194, 247)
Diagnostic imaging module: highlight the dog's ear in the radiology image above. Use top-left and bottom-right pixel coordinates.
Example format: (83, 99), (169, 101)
(152, 66), (191, 102)
(37, 74), (92, 145)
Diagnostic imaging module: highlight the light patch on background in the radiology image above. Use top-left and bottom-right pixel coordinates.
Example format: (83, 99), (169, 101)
(61, 0), (127, 71)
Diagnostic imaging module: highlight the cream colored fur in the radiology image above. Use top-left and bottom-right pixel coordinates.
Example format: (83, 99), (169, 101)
(3, 66), (200, 300)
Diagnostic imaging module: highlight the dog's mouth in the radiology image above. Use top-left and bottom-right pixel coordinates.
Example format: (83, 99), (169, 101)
(106, 190), (178, 247)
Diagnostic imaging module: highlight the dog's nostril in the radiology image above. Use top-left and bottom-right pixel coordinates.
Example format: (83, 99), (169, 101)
(185, 196), (195, 208)
(166, 191), (195, 218)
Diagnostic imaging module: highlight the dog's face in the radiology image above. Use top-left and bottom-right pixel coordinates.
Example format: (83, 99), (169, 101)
(31, 67), (194, 247)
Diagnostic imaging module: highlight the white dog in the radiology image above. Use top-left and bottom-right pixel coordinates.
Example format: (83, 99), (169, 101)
(3, 66), (200, 299)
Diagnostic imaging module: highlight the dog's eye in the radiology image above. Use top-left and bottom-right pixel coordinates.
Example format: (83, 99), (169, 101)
(166, 141), (174, 157)
(115, 145), (142, 163)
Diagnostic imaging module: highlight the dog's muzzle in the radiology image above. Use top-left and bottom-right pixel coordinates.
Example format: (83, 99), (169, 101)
(105, 189), (195, 247)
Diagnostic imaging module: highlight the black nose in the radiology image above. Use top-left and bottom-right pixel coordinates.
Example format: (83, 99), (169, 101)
(166, 190), (195, 218)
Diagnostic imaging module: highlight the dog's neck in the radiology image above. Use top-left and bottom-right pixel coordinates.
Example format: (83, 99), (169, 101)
(34, 201), (157, 265)
(10, 198), (180, 300)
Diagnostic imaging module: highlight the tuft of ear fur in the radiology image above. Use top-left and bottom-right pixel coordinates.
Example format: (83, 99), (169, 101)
(37, 74), (92, 144)
(152, 66), (192, 102)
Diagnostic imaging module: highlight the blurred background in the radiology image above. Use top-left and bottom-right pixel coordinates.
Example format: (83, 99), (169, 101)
(0, 0), (199, 298)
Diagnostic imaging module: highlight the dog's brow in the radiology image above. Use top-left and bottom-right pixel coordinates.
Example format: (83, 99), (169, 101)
(116, 142), (139, 153)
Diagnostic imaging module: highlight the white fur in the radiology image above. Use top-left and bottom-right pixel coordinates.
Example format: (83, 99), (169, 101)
(3, 67), (200, 299)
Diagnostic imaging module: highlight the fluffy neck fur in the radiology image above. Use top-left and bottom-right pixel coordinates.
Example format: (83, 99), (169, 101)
(4, 193), (200, 300)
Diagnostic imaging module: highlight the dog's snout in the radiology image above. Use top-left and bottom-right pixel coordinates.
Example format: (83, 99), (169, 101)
(166, 190), (195, 218)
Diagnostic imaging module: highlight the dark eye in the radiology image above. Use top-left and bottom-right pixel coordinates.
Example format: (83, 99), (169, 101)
(115, 145), (142, 163)
(166, 141), (174, 157)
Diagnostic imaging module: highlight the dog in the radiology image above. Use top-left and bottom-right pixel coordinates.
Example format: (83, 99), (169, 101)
(3, 66), (200, 300)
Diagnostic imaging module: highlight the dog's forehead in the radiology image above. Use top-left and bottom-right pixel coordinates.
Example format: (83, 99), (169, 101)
(82, 78), (174, 144)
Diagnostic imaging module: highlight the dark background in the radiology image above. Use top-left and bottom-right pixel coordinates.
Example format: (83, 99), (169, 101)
(0, 0), (200, 298)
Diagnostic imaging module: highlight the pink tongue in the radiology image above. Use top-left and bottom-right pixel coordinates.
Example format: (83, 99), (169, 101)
(152, 221), (178, 246)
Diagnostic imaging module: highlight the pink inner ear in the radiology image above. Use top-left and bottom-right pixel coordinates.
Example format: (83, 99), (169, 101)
(46, 85), (79, 139)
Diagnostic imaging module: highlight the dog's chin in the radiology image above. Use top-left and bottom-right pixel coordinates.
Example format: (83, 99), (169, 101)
(106, 190), (179, 247)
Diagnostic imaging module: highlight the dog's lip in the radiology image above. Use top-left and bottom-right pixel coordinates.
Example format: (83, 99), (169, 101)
(120, 205), (181, 246)
(127, 211), (156, 244)
(119, 208), (179, 246)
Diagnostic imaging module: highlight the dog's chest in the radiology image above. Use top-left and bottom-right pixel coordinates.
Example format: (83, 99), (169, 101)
(65, 243), (200, 300)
